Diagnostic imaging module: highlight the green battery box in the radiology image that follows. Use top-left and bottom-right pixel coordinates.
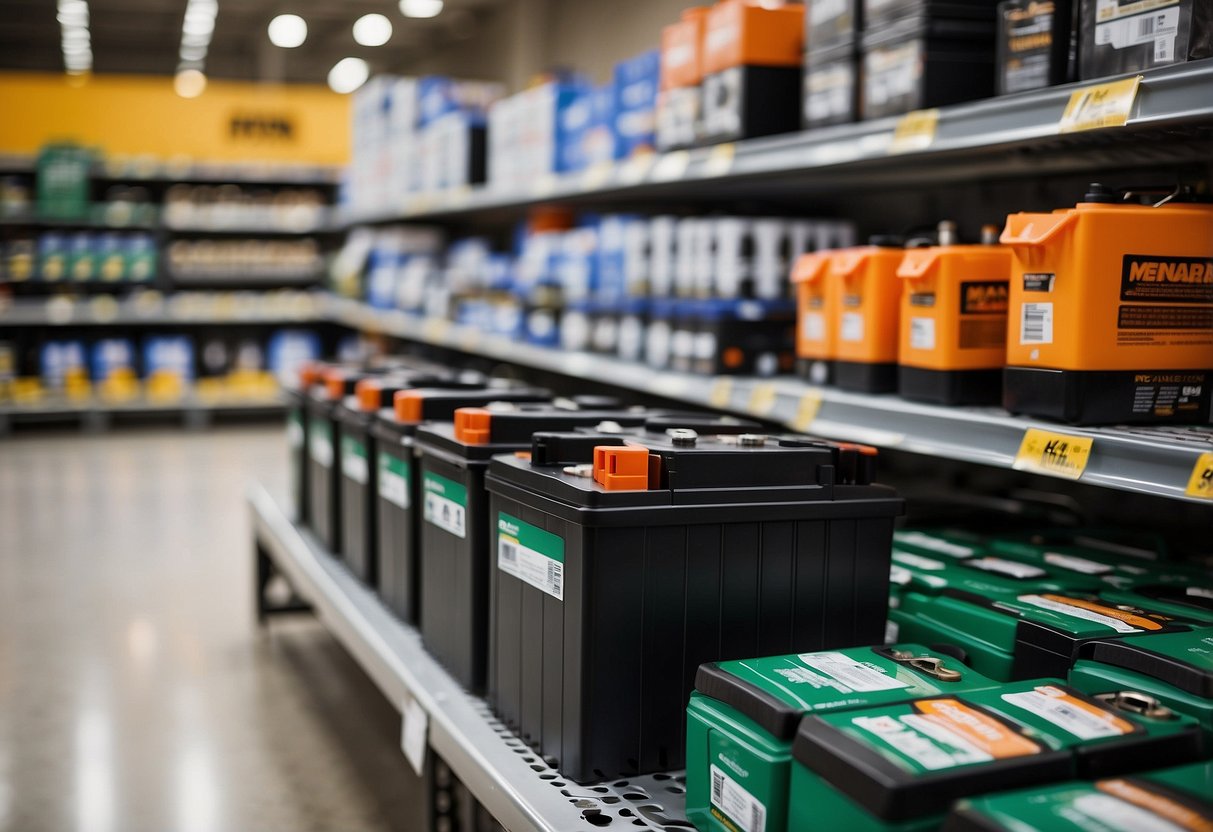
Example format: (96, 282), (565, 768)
(686, 644), (999, 832)
(891, 546), (1104, 598)
(944, 760), (1213, 831)
(789, 680), (1205, 832)
(986, 535), (1208, 591)
(1101, 583), (1213, 627)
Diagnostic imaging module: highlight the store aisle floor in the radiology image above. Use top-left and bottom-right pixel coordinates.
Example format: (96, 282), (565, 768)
(0, 427), (423, 832)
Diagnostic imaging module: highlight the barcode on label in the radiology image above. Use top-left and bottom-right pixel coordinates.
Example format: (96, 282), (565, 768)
(501, 539), (518, 563)
(547, 560), (563, 596)
(711, 770), (724, 805)
(1138, 15), (1156, 36)
(1155, 35), (1171, 61)
(1020, 302), (1053, 344)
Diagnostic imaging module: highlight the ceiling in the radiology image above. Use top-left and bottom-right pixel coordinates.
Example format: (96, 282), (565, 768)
(0, 0), (503, 85)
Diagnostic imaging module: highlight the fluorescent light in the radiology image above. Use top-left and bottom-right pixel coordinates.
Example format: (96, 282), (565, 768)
(176, 0), (217, 75)
(327, 57), (369, 94)
(352, 13), (392, 46)
(174, 69), (207, 99)
(267, 14), (307, 48)
(399, 0), (443, 19)
(57, 0), (92, 75)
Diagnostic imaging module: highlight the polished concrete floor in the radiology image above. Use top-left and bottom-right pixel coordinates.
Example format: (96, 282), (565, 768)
(0, 426), (424, 832)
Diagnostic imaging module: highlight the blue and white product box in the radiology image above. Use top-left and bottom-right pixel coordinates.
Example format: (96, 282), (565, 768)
(674, 217), (714, 298)
(612, 50), (660, 159)
(350, 75), (399, 213)
(143, 336), (195, 383)
(445, 237), (495, 295)
(596, 215), (637, 300)
(616, 297), (649, 362)
(125, 233), (156, 282)
(40, 340), (88, 389)
(267, 329), (321, 385)
(644, 297), (679, 369)
(489, 81), (589, 192)
(648, 215), (677, 297)
(365, 229), (407, 309)
(417, 76), (504, 127)
(514, 227), (563, 293)
(387, 77), (420, 199)
(91, 338), (136, 382)
(557, 86), (594, 174)
(555, 224), (599, 301)
(560, 299), (594, 352)
(623, 217), (650, 296)
(582, 85), (617, 169)
(423, 110), (487, 193)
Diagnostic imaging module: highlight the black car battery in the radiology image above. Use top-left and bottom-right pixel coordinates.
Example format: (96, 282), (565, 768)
(1078, 0), (1213, 81)
(371, 385), (553, 625)
(485, 427), (904, 781)
(804, 44), (861, 129)
(808, 0), (863, 53)
(413, 401), (650, 693)
(864, 0), (1002, 29)
(695, 298), (798, 377)
(997, 0), (1075, 94)
(285, 360), (325, 526)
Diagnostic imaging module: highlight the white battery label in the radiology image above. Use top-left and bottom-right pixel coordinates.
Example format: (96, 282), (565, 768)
(497, 513), (564, 601)
(378, 454), (410, 509)
(909, 317), (936, 350)
(423, 472), (467, 539)
(341, 436), (368, 484)
(1017, 595), (1145, 633)
(1020, 302), (1054, 344)
(894, 531), (975, 559)
(802, 311), (826, 343)
(1001, 685), (1134, 740)
(1044, 552), (1113, 575)
(798, 652), (910, 693)
(1070, 793), (1194, 832)
(840, 312), (865, 343)
(709, 764), (767, 832)
(964, 557), (1047, 580)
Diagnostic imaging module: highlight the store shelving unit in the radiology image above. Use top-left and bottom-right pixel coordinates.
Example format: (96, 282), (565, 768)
(0, 291), (323, 327)
(0, 394), (285, 435)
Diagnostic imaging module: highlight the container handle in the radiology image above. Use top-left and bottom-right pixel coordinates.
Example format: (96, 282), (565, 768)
(999, 211), (1077, 247)
(896, 249), (939, 280)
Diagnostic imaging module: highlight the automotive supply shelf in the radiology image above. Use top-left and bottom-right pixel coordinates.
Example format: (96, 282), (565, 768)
(0, 395), (285, 435)
(340, 61), (1213, 226)
(324, 295), (1213, 504)
(249, 484), (690, 832)
(0, 291), (324, 327)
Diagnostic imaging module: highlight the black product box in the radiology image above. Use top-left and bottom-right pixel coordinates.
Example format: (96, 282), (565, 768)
(285, 383), (312, 525)
(807, 0), (864, 52)
(865, 0), (1001, 28)
(861, 14), (998, 119)
(692, 299), (797, 376)
(656, 86), (703, 152)
(701, 65), (803, 144)
(804, 43), (861, 128)
(997, 0), (1075, 94)
(486, 426), (903, 781)
(1079, 0), (1213, 80)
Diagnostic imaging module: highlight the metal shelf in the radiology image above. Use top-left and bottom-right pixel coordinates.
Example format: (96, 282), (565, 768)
(0, 291), (323, 327)
(0, 395), (285, 434)
(340, 61), (1213, 225)
(249, 484), (689, 832)
(324, 296), (1213, 504)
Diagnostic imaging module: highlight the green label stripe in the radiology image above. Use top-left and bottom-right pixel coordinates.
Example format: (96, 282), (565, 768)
(423, 471), (467, 507)
(310, 416), (330, 437)
(497, 512), (565, 600)
(497, 513), (564, 563)
(342, 435), (367, 459)
(381, 453), (410, 479)
(378, 453), (411, 508)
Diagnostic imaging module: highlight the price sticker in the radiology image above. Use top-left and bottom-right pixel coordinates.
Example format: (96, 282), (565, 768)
(618, 151), (656, 185)
(421, 318), (450, 341)
(792, 391), (823, 432)
(709, 376), (733, 409)
(704, 143), (735, 177)
(651, 150), (691, 183)
(400, 696), (428, 776)
(1184, 452), (1213, 500)
(580, 161), (614, 192)
(889, 109), (940, 154)
(1058, 75), (1141, 134)
(1013, 428), (1094, 481)
(748, 382), (777, 417)
(457, 327), (481, 352)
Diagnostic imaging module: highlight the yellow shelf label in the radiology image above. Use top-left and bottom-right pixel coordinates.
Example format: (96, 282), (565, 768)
(709, 376), (733, 409)
(1013, 428), (1094, 480)
(889, 109), (940, 154)
(792, 391), (823, 432)
(704, 142), (735, 177)
(1185, 452), (1213, 500)
(1058, 75), (1141, 133)
(421, 318), (450, 341)
(748, 382), (777, 417)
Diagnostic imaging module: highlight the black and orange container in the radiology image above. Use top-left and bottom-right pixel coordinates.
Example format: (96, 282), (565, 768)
(657, 6), (709, 151)
(285, 360), (326, 526)
(898, 223), (1012, 405)
(832, 237), (906, 392)
(700, 0), (805, 143)
(1001, 185), (1213, 425)
(792, 250), (841, 384)
(485, 424), (903, 781)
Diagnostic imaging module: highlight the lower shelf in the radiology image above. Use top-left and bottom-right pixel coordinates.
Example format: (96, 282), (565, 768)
(248, 483), (691, 832)
(0, 396), (285, 434)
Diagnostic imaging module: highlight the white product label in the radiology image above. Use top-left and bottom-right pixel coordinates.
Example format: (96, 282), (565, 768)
(840, 312), (864, 343)
(1017, 595), (1142, 634)
(378, 457), (410, 509)
(423, 483), (466, 538)
(893, 552), (947, 571)
(709, 764), (767, 832)
(1001, 685), (1131, 740)
(1044, 552), (1113, 575)
(342, 441), (368, 485)
(497, 520), (565, 602)
(1020, 302), (1054, 344)
(1070, 793), (1192, 832)
(802, 311), (826, 343)
(890, 565), (913, 586)
(885, 619), (900, 644)
(311, 431), (333, 468)
(854, 714), (992, 770)
(287, 418), (303, 448)
(895, 531), (975, 559)
(909, 317), (936, 350)
(1094, 2), (1179, 63)
(799, 652), (909, 693)
(965, 557), (1047, 580)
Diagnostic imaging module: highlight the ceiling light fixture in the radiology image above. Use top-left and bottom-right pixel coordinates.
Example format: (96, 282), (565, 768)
(327, 57), (370, 94)
(176, 0), (217, 86)
(399, 0), (443, 19)
(57, 0), (92, 75)
(267, 14), (307, 48)
(173, 68), (208, 99)
(353, 13), (392, 46)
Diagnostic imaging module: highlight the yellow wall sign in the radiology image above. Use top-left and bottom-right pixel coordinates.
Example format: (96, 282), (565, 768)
(1058, 75), (1141, 134)
(1013, 428), (1094, 480)
(0, 72), (349, 164)
(1185, 452), (1213, 500)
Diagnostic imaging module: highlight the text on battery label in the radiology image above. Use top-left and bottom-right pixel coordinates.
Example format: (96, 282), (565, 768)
(341, 437), (368, 484)
(1017, 595), (1146, 633)
(895, 531), (976, 558)
(965, 557), (1047, 580)
(840, 312), (865, 343)
(1069, 793), (1193, 832)
(378, 455), (410, 508)
(909, 317), (936, 350)
(709, 764), (767, 832)
(1044, 552), (1113, 574)
(852, 713), (992, 771)
(422, 473), (467, 538)
(1001, 686), (1134, 740)
(310, 420), (332, 467)
(798, 652), (910, 693)
(496, 513), (565, 601)
(1020, 302), (1054, 344)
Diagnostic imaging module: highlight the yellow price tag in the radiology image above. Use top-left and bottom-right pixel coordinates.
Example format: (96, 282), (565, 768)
(709, 377), (733, 409)
(580, 161), (614, 192)
(1059, 75), (1141, 133)
(748, 382), (777, 417)
(792, 391), (824, 432)
(421, 318), (450, 341)
(704, 143), (735, 177)
(1013, 428), (1094, 480)
(889, 109), (940, 154)
(1185, 452), (1213, 500)
(651, 150), (691, 183)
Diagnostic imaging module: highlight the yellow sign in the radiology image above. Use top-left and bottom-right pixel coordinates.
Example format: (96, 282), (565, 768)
(0, 72), (349, 164)
(709, 376), (733, 409)
(889, 109), (940, 154)
(704, 142), (735, 177)
(1185, 452), (1213, 500)
(1013, 428), (1094, 480)
(792, 391), (823, 432)
(1058, 75), (1142, 134)
(748, 382), (777, 417)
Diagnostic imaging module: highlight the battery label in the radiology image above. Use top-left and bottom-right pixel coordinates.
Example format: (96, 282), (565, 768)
(1070, 792), (1205, 832)
(709, 763), (767, 832)
(964, 557), (1047, 580)
(1095, 1), (1180, 62)
(840, 312), (864, 343)
(341, 436), (368, 484)
(287, 412), (303, 448)
(1121, 256), (1213, 304)
(1044, 552), (1114, 575)
(799, 652), (910, 693)
(909, 317), (936, 350)
(893, 552), (946, 571)
(1001, 685), (1135, 740)
(1017, 594), (1165, 633)
(802, 311), (826, 342)
(1020, 302), (1054, 344)
(497, 512), (564, 601)
(423, 472), (467, 538)
(895, 531), (976, 559)
(310, 418), (333, 467)
(378, 454), (410, 509)
(1097, 778), (1213, 831)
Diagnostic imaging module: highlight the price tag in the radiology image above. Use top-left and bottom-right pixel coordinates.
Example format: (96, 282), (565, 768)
(792, 391), (823, 432)
(421, 318), (450, 341)
(1013, 428), (1094, 481)
(580, 161), (614, 192)
(1185, 452), (1213, 500)
(709, 376), (733, 409)
(889, 109), (940, 154)
(704, 143), (735, 177)
(400, 696), (428, 776)
(457, 327), (481, 352)
(618, 151), (655, 185)
(1058, 75), (1141, 134)
(748, 382), (777, 417)
(651, 150), (690, 183)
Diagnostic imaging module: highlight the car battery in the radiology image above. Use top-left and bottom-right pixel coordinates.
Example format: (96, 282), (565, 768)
(997, 0), (1074, 94)
(803, 44), (860, 129)
(987, 534), (1208, 591)
(690, 298), (797, 377)
(792, 250), (841, 385)
(789, 679), (1204, 832)
(891, 586), (1200, 681)
(485, 426), (903, 781)
(700, 0), (805, 144)
(1078, 0), (1213, 81)
(372, 385), (553, 625)
(1101, 582), (1213, 626)
(944, 760), (1213, 832)
(1000, 186), (1213, 425)
(865, 0), (1002, 29)
(1070, 628), (1213, 736)
(414, 402), (651, 693)
(890, 544), (1106, 599)
(897, 224), (1012, 405)
(686, 643), (999, 832)
(285, 361), (325, 525)
(809, 0), (863, 53)
(832, 238), (906, 393)
(861, 11), (998, 120)
(657, 7), (709, 152)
